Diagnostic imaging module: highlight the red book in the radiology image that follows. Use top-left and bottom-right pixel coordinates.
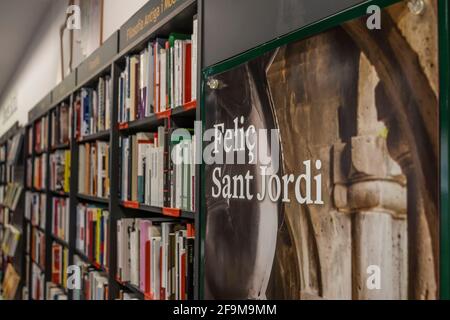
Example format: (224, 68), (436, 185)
(184, 43), (192, 104)
(52, 244), (61, 284)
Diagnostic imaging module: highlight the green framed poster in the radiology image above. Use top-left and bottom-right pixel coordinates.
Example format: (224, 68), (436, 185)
(201, 0), (449, 299)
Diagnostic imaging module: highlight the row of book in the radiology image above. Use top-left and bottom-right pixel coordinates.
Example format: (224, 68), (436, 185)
(78, 142), (110, 199)
(73, 255), (109, 300)
(49, 150), (71, 193)
(117, 17), (198, 123)
(32, 154), (47, 190)
(51, 242), (69, 290)
(0, 183), (23, 211)
(120, 128), (165, 207)
(31, 263), (45, 300)
(34, 115), (49, 154)
(30, 227), (46, 269)
(117, 219), (195, 300)
(25, 192), (46, 230)
(75, 204), (109, 269)
(50, 103), (71, 147)
(120, 128), (196, 211)
(170, 134), (196, 211)
(51, 197), (70, 243)
(74, 76), (112, 140)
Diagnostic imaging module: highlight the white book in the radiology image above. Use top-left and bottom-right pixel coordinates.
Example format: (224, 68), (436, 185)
(158, 146), (164, 207)
(130, 222), (139, 286)
(170, 46), (175, 109)
(191, 136), (196, 211)
(125, 57), (130, 121)
(160, 48), (167, 112)
(97, 142), (103, 198)
(117, 219), (123, 280)
(105, 77), (111, 130)
(144, 143), (152, 205)
(192, 17), (198, 101)
(161, 223), (173, 299)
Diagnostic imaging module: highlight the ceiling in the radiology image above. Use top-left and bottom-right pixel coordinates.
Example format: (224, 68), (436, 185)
(0, 0), (52, 98)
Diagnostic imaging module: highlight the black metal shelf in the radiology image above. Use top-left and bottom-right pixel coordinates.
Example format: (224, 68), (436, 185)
(50, 234), (70, 248)
(51, 142), (70, 151)
(77, 193), (109, 204)
(120, 201), (195, 220)
(29, 223), (46, 234)
(77, 130), (111, 143)
(30, 187), (46, 193)
(50, 190), (69, 197)
(34, 149), (48, 156)
(116, 281), (145, 300)
(74, 248), (108, 273)
(21, 0), (201, 301)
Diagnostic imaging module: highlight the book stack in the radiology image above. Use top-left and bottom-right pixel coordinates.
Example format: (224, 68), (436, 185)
(30, 228), (45, 268)
(73, 255), (109, 300)
(117, 17), (198, 123)
(120, 127), (166, 207)
(76, 204), (109, 268)
(49, 150), (71, 193)
(50, 102), (71, 147)
(116, 220), (195, 300)
(31, 263), (45, 300)
(25, 192), (46, 230)
(34, 115), (49, 154)
(169, 133), (196, 211)
(51, 242), (69, 290)
(78, 141), (110, 199)
(74, 76), (112, 140)
(51, 197), (70, 242)
(33, 154), (47, 191)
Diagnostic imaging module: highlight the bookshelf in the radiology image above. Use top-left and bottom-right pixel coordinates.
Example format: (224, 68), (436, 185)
(0, 122), (25, 300)
(22, 0), (201, 300)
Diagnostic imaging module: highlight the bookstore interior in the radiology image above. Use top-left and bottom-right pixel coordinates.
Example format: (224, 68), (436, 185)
(0, 0), (449, 303)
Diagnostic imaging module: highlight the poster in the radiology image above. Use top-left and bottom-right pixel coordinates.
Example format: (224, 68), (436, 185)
(204, 0), (439, 300)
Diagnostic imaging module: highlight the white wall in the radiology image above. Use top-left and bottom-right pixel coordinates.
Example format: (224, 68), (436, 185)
(0, 0), (149, 136)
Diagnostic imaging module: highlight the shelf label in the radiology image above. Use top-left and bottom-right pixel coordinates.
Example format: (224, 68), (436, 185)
(183, 100), (196, 111)
(156, 109), (171, 119)
(162, 207), (181, 217)
(123, 200), (139, 209)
